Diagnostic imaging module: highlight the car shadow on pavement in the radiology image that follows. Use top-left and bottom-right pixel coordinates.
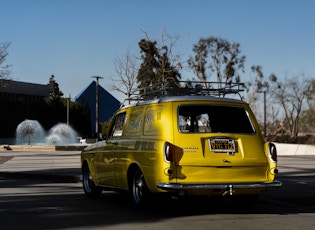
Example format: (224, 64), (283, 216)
(0, 168), (81, 183)
(1, 171), (315, 230)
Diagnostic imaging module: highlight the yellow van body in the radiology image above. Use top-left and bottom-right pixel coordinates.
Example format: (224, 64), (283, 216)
(81, 95), (281, 203)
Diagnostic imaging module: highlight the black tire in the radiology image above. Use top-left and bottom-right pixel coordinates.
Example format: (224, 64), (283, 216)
(129, 168), (150, 205)
(82, 165), (102, 198)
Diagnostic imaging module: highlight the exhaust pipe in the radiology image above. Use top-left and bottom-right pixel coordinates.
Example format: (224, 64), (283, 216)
(222, 185), (235, 196)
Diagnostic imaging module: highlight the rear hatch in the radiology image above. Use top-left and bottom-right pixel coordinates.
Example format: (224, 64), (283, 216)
(173, 102), (269, 184)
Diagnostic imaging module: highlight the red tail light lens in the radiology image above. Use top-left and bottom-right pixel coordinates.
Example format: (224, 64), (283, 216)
(164, 142), (174, 162)
(269, 143), (277, 162)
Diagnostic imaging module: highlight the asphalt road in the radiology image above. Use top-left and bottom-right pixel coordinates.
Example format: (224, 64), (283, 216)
(0, 154), (314, 230)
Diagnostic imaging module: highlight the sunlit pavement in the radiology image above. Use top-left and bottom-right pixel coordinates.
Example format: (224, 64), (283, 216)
(0, 148), (81, 182)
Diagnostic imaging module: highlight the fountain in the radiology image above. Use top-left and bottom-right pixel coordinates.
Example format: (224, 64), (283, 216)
(16, 120), (78, 145)
(16, 119), (46, 145)
(46, 123), (78, 145)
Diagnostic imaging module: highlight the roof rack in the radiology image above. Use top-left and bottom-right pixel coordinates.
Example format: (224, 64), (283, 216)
(123, 80), (245, 104)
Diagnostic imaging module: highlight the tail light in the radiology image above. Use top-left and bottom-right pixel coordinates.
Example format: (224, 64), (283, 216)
(164, 142), (174, 162)
(269, 143), (277, 162)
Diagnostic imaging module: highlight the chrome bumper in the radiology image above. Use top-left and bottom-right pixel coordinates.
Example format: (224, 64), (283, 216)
(157, 180), (282, 191)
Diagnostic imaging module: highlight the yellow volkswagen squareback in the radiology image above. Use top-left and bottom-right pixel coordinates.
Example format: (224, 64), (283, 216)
(81, 82), (282, 205)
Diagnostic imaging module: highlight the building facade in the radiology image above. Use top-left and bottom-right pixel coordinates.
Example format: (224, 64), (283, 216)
(74, 81), (121, 136)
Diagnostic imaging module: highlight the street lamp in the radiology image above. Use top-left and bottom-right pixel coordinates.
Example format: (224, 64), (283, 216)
(67, 94), (71, 126)
(91, 76), (103, 140)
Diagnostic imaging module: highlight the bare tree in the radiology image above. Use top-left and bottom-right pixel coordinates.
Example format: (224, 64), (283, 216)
(0, 42), (11, 84)
(108, 49), (139, 103)
(299, 79), (315, 133)
(271, 74), (314, 139)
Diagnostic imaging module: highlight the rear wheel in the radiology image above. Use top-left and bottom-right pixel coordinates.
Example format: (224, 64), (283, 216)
(82, 165), (102, 198)
(130, 168), (150, 205)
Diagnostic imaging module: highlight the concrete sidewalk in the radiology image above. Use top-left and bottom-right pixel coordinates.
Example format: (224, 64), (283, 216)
(0, 149), (82, 183)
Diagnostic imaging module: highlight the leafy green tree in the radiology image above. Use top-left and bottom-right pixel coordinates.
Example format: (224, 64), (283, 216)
(188, 36), (245, 85)
(47, 75), (63, 101)
(137, 36), (181, 93)
(137, 39), (159, 90)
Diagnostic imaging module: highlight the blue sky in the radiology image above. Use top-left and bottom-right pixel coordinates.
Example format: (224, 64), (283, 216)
(2, 0), (315, 102)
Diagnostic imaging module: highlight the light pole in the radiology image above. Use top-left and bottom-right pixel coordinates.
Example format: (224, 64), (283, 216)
(91, 76), (103, 140)
(67, 94), (71, 126)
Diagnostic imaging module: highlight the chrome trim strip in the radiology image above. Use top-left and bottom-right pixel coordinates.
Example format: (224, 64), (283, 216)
(157, 180), (282, 190)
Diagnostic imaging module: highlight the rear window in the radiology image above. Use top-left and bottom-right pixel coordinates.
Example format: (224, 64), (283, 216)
(178, 105), (255, 134)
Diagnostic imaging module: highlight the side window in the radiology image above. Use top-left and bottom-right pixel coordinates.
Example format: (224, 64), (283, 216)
(143, 106), (163, 136)
(124, 108), (144, 136)
(109, 112), (126, 138)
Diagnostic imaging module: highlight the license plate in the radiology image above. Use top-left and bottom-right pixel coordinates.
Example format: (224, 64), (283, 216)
(209, 138), (236, 153)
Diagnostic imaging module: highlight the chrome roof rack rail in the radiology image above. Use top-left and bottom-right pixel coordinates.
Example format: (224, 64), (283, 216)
(122, 80), (245, 106)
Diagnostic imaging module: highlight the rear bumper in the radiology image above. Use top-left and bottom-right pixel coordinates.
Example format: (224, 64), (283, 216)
(157, 180), (282, 191)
